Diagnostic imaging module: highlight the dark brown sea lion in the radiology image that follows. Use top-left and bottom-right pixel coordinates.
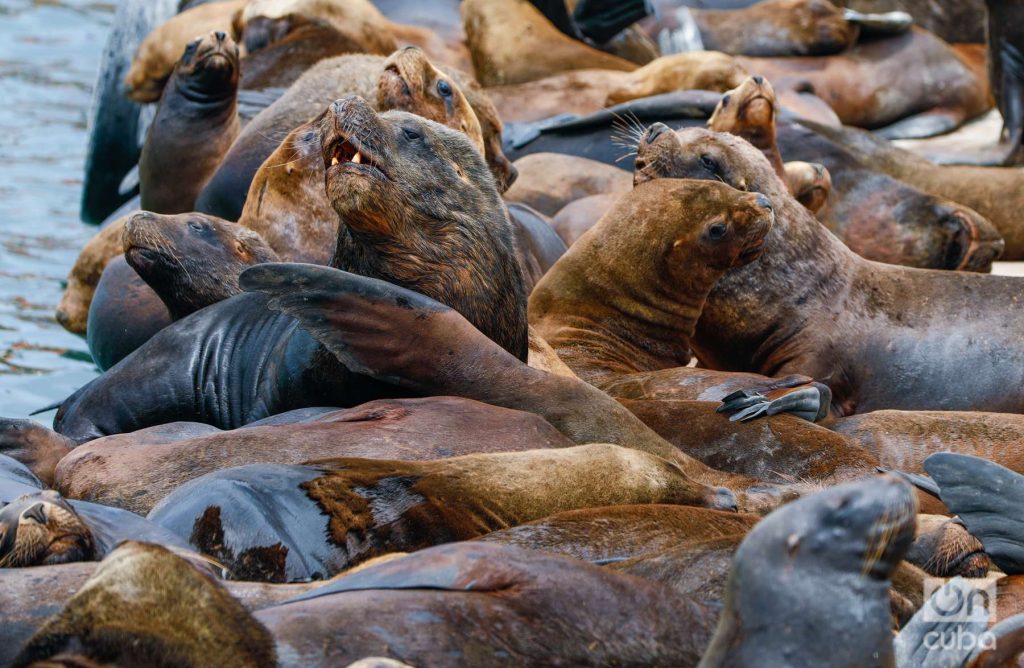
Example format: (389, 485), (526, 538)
(736, 28), (991, 137)
(639, 0), (859, 57)
(10, 541), (277, 668)
(123, 210), (279, 320)
(85, 256), (171, 372)
(148, 443), (735, 580)
(460, 0), (637, 87)
(196, 48), (513, 223)
(84, 212), (277, 371)
(504, 152), (630, 216)
(796, 119), (1024, 260)
(124, 0), (247, 103)
(256, 541), (718, 666)
(55, 99), (528, 443)
(603, 51), (748, 106)
(632, 126), (1024, 414)
(56, 397), (572, 515)
(238, 14), (366, 91)
(139, 31), (240, 215)
(699, 475), (916, 667)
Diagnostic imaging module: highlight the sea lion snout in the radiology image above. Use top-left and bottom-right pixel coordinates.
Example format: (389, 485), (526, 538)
(937, 207), (1005, 273)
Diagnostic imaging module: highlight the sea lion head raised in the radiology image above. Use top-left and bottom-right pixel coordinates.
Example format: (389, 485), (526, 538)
(0, 491), (94, 567)
(708, 75), (777, 150)
(376, 46), (485, 159)
(320, 96), (528, 359)
(123, 211), (279, 319)
(701, 475), (916, 667)
(173, 31), (240, 101)
(783, 160), (832, 214)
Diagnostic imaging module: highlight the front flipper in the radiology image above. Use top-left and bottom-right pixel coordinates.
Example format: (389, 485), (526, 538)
(876, 109), (966, 141)
(924, 452), (1024, 574)
(965, 613), (1024, 667)
(878, 467), (941, 499)
(717, 383), (831, 423)
(842, 9), (913, 37)
(893, 576), (989, 668)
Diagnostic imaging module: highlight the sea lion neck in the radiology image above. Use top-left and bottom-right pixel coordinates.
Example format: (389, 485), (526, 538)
(695, 192), (857, 375)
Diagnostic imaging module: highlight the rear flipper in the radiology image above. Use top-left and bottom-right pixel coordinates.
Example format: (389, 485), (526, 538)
(0, 418), (75, 488)
(716, 382), (831, 423)
(924, 452), (1024, 575)
(894, 576), (990, 668)
(876, 109), (967, 141)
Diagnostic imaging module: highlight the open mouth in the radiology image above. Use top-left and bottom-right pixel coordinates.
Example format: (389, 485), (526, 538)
(326, 135), (387, 180)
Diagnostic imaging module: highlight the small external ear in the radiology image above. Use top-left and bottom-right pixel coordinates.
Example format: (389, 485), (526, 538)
(234, 240), (251, 260)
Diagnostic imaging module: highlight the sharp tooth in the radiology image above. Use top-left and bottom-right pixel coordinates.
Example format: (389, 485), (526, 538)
(331, 156), (339, 166)
(352, 151), (362, 164)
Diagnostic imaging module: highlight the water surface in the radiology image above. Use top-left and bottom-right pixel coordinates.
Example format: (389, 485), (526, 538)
(0, 0), (111, 420)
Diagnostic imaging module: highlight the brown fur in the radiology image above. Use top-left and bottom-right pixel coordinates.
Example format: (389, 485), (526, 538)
(139, 31), (241, 215)
(56, 217), (128, 335)
(906, 514), (990, 578)
(11, 541), (276, 668)
(783, 160), (831, 214)
(484, 69), (631, 123)
(461, 0), (636, 87)
(55, 397), (572, 514)
(735, 27), (990, 130)
(124, 0), (247, 103)
(604, 52), (748, 107)
(301, 443), (731, 565)
(240, 0), (397, 56)
(0, 494), (94, 568)
(551, 192), (622, 247)
(504, 153), (630, 217)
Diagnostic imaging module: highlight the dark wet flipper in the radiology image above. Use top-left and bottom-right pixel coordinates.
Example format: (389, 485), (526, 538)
(842, 9), (913, 37)
(878, 468), (941, 499)
(998, 41), (1024, 165)
(924, 452), (1024, 574)
(894, 576), (989, 668)
(718, 384), (829, 423)
(573, 0), (653, 44)
(964, 613), (1024, 667)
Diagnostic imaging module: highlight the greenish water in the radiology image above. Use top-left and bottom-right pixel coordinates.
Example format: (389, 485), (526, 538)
(0, 0), (111, 420)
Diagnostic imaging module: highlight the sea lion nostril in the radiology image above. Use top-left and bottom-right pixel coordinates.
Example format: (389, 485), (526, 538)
(752, 75), (764, 85)
(22, 502), (47, 525)
(646, 123), (669, 141)
(755, 194), (773, 211)
(214, 31), (226, 42)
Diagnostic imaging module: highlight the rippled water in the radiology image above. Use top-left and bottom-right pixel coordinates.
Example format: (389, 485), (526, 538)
(0, 0), (111, 420)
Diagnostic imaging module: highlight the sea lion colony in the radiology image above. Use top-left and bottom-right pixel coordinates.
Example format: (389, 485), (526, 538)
(8, 0), (1024, 665)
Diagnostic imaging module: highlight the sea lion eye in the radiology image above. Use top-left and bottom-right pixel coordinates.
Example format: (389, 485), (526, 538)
(708, 222), (728, 240)
(184, 40), (199, 57)
(437, 80), (453, 98)
(189, 221), (204, 232)
(403, 128), (422, 141)
(721, 95), (731, 107)
(700, 154), (718, 172)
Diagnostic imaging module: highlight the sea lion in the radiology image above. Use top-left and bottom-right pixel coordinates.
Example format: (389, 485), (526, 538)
(783, 160), (831, 214)
(736, 27), (991, 137)
(124, 0), (247, 103)
(530, 178), (774, 389)
(148, 444), (735, 581)
(85, 256), (172, 372)
(844, 0), (985, 43)
(0, 420), (76, 489)
(56, 397), (573, 515)
(85, 212), (277, 370)
(195, 48), (498, 222)
(55, 216), (129, 335)
(551, 192), (621, 246)
(905, 514), (990, 578)
(10, 541), (277, 668)
(503, 152), (630, 216)
(699, 475), (916, 667)
(255, 541), (718, 666)
(604, 52), (748, 107)
(139, 31), (241, 215)
(631, 126), (1024, 414)
(123, 211), (279, 320)
(484, 69), (632, 123)
(639, 0), (859, 57)
(238, 15), (366, 91)
(55, 99), (528, 442)
(0, 455), (194, 567)
(796, 119), (1024, 260)
(506, 203), (568, 291)
(460, 0), (637, 87)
